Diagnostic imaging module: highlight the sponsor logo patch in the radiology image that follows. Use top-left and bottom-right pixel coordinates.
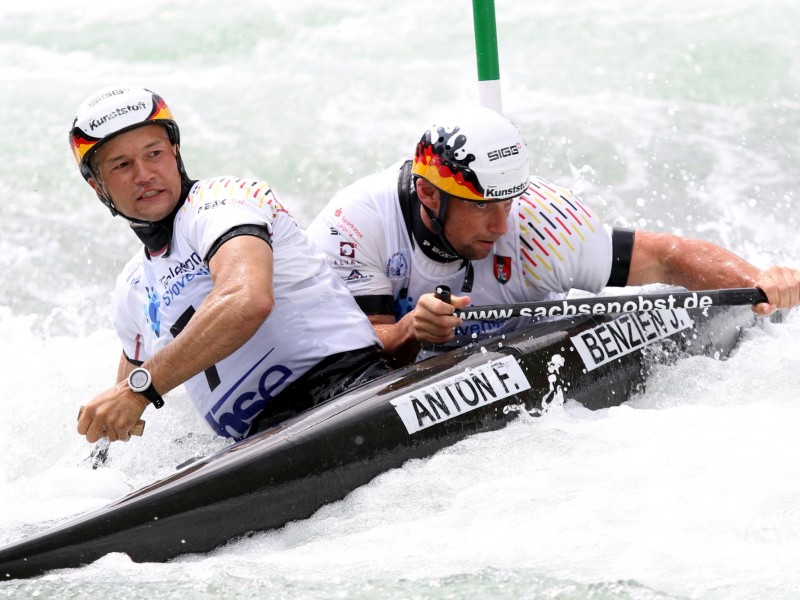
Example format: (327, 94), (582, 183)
(485, 181), (527, 198)
(88, 88), (126, 107)
(390, 355), (531, 434)
(332, 258), (357, 267)
(206, 348), (293, 439)
(332, 209), (364, 239)
(386, 250), (410, 279)
(571, 309), (693, 371)
(87, 101), (148, 131)
(344, 269), (372, 282)
(487, 143), (521, 162)
(340, 241), (357, 258)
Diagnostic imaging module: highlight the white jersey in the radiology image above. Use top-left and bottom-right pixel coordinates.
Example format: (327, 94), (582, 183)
(307, 161), (615, 346)
(114, 176), (380, 440)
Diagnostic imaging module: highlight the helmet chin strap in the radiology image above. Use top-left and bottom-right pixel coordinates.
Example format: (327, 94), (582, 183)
(415, 189), (474, 293)
(418, 191), (460, 261)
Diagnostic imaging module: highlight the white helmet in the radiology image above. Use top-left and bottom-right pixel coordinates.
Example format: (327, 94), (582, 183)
(68, 85), (187, 221)
(69, 85), (180, 182)
(412, 105), (530, 201)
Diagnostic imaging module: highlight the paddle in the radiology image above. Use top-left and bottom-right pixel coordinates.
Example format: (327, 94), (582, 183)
(434, 285), (769, 320)
(77, 406), (145, 469)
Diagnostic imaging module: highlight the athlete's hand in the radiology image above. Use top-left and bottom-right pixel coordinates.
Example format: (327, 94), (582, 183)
(411, 292), (471, 344)
(752, 265), (800, 315)
(77, 382), (149, 443)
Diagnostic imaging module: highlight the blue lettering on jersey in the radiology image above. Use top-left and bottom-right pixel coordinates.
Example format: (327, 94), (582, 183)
(205, 348), (293, 438)
(456, 319), (506, 338)
(162, 265), (211, 306)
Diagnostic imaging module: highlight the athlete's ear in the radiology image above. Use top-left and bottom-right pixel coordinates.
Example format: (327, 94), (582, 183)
(415, 178), (440, 212)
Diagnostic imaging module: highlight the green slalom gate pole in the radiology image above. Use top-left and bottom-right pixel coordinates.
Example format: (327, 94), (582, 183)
(472, 0), (503, 113)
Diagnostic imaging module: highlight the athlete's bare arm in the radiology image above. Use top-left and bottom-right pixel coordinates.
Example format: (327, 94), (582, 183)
(628, 230), (800, 314)
(368, 293), (471, 366)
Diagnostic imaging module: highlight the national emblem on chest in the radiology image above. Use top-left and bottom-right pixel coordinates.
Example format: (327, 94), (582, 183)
(494, 255), (512, 284)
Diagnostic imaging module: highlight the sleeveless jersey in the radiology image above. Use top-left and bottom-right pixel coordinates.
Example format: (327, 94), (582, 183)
(307, 161), (614, 347)
(114, 176), (380, 440)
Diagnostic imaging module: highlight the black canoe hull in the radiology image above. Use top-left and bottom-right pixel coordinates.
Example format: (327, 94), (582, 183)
(0, 304), (757, 579)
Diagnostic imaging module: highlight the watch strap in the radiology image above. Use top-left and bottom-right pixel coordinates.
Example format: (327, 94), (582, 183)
(140, 383), (165, 409)
(129, 367), (165, 409)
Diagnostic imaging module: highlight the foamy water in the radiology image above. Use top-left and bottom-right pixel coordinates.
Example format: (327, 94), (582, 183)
(1, 1), (799, 598)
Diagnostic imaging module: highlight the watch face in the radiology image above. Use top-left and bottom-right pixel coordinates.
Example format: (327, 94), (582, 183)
(130, 369), (150, 391)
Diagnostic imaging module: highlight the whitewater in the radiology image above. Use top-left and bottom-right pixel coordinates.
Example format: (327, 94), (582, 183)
(1, 1), (799, 598)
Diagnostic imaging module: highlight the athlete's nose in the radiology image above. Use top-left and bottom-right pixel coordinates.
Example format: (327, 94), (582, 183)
(487, 203), (510, 235)
(132, 160), (157, 183)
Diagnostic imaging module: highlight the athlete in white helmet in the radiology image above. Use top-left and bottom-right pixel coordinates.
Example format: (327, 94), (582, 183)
(72, 85), (388, 443)
(307, 105), (800, 365)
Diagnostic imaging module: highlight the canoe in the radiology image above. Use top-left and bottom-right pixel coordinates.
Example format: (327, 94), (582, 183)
(0, 296), (761, 580)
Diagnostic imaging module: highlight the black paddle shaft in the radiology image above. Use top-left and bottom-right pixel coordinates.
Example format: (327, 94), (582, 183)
(434, 285), (769, 320)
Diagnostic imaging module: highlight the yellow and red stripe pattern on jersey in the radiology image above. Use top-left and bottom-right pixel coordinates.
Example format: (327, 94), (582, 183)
(187, 176), (289, 217)
(517, 177), (598, 285)
(69, 94), (175, 165)
(412, 129), (484, 201)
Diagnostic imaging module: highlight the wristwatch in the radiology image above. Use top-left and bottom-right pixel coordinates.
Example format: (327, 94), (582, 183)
(128, 367), (164, 409)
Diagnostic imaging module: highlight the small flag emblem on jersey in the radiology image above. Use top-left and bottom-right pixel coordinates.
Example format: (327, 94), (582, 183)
(494, 255), (511, 284)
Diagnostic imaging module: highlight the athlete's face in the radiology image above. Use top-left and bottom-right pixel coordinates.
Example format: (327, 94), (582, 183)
(442, 194), (512, 260)
(88, 124), (183, 222)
